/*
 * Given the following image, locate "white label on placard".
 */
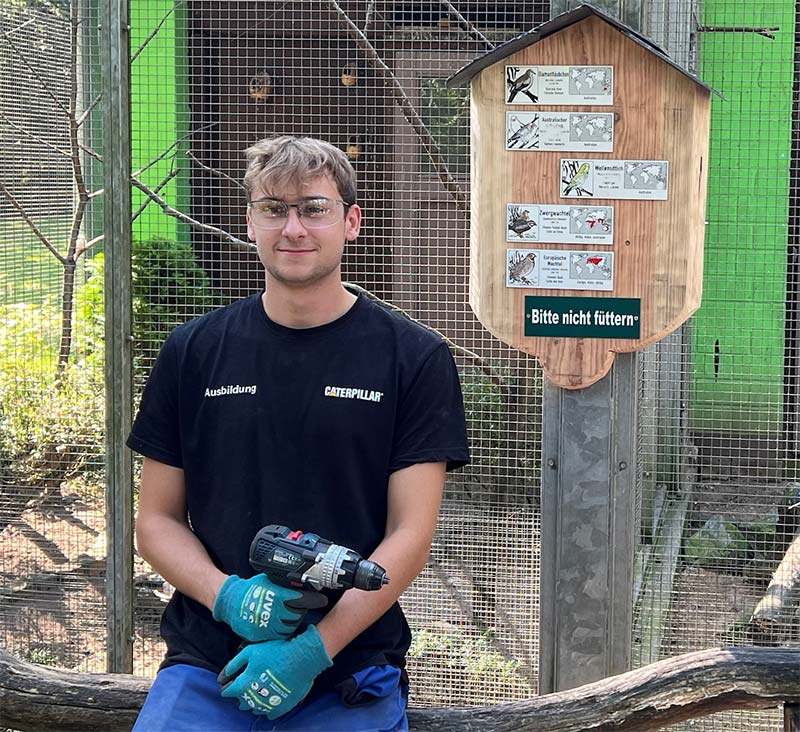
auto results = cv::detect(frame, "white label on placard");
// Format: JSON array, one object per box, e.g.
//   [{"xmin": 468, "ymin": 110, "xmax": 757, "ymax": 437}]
[
  {"xmin": 560, "ymin": 159, "xmax": 669, "ymax": 200},
  {"xmin": 506, "ymin": 248, "xmax": 614, "ymax": 291},
  {"xmin": 505, "ymin": 65, "xmax": 614, "ymax": 105},
  {"xmin": 507, "ymin": 204, "xmax": 614, "ymax": 244},
  {"xmin": 506, "ymin": 112, "xmax": 614, "ymax": 152}
]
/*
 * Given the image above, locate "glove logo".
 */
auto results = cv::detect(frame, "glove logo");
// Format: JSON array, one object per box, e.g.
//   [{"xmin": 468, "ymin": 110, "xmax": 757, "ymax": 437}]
[
  {"xmin": 259, "ymin": 590, "xmax": 275, "ymax": 627},
  {"xmin": 269, "ymin": 695, "xmax": 282, "ymax": 706}
]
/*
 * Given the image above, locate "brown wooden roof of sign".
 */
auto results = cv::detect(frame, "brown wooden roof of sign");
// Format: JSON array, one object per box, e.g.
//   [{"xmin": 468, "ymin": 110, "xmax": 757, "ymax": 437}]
[{"xmin": 447, "ymin": 3, "xmax": 719, "ymax": 96}]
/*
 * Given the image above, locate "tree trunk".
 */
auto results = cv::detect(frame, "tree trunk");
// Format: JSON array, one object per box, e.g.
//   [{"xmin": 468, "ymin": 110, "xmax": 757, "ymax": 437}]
[
  {"xmin": 2, "ymin": 646, "xmax": 800, "ymax": 732},
  {"xmin": 56, "ymin": 257, "xmax": 77, "ymax": 380}
]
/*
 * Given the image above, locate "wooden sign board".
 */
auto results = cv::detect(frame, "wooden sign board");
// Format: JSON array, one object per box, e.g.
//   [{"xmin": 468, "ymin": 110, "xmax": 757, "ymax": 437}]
[{"xmin": 451, "ymin": 9, "xmax": 712, "ymax": 388}]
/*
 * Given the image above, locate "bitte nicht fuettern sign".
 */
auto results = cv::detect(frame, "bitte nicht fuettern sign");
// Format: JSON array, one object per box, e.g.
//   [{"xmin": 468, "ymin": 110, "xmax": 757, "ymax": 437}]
[{"xmin": 448, "ymin": 4, "xmax": 715, "ymax": 389}]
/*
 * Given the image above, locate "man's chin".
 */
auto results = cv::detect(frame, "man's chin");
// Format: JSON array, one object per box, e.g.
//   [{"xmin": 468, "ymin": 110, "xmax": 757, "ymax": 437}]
[{"xmin": 266, "ymin": 265, "xmax": 338, "ymax": 289}]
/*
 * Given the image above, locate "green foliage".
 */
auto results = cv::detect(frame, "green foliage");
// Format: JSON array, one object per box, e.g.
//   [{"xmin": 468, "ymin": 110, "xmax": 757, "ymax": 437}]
[
  {"xmin": 0, "ymin": 234, "xmax": 221, "ymax": 500},
  {"xmin": 461, "ymin": 367, "xmax": 505, "ymax": 453},
  {"xmin": 685, "ymin": 517, "xmax": 748, "ymax": 566},
  {"xmin": 408, "ymin": 626, "xmax": 532, "ymax": 704},
  {"xmin": 0, "ymin": 257, "xmax": 105, "ymax": 493},
  {"xmin": 132, "ymin": 237, "xmax": 222, "ymax": 372},
  {"xmin": 21, "ymin": 645, "xmax": 64, "ymax": 667}
]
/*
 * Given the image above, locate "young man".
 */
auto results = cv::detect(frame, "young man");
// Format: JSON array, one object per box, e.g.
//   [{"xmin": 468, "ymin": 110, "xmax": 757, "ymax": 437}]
[{"xmin": 128, "ymin": 136, "xmax": 470, "ymax": 731}]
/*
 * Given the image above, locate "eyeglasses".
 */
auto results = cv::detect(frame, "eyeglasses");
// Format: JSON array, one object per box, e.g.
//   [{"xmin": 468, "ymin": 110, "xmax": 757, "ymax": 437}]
[{"xmin": 247, "ymin": 197, "xmax": 351, "ymax": 229}]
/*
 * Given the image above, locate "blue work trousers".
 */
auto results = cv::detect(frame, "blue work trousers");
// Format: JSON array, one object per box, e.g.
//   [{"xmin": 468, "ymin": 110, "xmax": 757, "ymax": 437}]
[{"xmin": 133, "ymin": 663, "xmax": 409, "ymax": 732}]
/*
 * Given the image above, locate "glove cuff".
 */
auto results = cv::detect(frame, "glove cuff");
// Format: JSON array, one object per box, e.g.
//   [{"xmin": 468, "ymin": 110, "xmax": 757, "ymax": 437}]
[
  {"xmin": 297, "ymin": 625, "xmax": 334, "ymax": 674},
  {"xmin": 211, "ymin": 574, "xmax": 241, "ymax": 621}
]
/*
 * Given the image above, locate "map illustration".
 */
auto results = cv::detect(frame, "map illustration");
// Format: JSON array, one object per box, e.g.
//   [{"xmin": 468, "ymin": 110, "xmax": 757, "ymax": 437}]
[
  {"xmin": 570, "ymin": 253, "xmax": 613, "ymax": 280},
  {"xmin": 569, "ymin": 67, "xmax": 613, "ymax": 95}
]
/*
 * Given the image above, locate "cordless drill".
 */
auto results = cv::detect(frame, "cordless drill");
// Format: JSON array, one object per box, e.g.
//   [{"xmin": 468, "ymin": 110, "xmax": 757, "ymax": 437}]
[{"xmin": 249, "ymin": 524, "xmax": 390, "ymax": 593}]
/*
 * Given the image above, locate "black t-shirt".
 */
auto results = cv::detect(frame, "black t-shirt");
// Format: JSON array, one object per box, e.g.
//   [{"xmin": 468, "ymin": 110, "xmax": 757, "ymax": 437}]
[{"xmin": 127, "ymin": 292, "xmax": 470, "ymax": 693}]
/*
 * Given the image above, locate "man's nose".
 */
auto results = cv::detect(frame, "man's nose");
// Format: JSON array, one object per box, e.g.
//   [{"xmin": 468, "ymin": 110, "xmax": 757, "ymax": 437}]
[{"xmin": 281, "ymin": 207, "xmax": 307, "ymax": 236}]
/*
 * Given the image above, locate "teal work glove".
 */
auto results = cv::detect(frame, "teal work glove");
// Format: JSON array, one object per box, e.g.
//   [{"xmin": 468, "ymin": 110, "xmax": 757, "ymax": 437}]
[
  {"xmin": 217, "ymin": 625, "xmax": 333, "ymax": 718},
  {"xmin": 212, "ymin": 574, "xmax": 327, "ymax": 643}
]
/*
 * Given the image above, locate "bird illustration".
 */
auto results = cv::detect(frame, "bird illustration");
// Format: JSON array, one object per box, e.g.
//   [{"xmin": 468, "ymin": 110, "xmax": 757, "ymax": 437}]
[
  {"xmin": 507, "ymin": 69, "xmax": 538, "ymax": 103},
  {"xmin": 509, "ymin": 252, "xmax": 537, "ymax": 284},
  {"xmin": 508, "ymin": 207, "xmax": 536, "ymax": 237},
  {"xmin": 507, "ymin": 115, "xmax": 539, "ymax": 149},
  {"xmin": 563, "ymin": 162, "xmax": 591, "ymax": 195}
]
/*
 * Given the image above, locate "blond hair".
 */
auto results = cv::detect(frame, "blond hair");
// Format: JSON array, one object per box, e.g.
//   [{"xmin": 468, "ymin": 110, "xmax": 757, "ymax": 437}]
[{"xmin": 243, "ymin": 136, "xmax": 357, "ymax": 204}]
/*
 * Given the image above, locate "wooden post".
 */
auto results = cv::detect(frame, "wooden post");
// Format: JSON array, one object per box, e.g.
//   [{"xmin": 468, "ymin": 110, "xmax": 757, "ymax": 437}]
[{"xmin": 101, "ymin": 0, "xmax": 134, "ymax": 673}]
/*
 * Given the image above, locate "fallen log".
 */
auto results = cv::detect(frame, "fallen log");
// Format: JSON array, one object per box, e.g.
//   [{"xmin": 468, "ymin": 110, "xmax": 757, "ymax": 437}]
[
  {"xmin": 751, "ymin": 531, "xmax": 800, "ymax": 643},
  {"xmin": 2, "ymin": 646, "xmax": 800, "ymax": 732}
]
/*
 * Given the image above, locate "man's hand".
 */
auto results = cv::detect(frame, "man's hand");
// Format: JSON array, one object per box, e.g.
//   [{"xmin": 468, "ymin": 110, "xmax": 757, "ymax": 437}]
[
  {"xmin": 212, "ymin": 574, "xmax": 326, "ymax": 642},
  {"xmin": 217, "ymin": 625, "xmax": 332, "ymax": 718}
]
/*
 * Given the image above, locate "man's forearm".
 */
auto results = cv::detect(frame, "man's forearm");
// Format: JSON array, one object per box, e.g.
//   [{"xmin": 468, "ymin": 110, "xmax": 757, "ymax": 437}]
[
  {"xmin": 315, "ymin": 526, "xmax": 430, "ymax": 658},
  {"xmin": 137, "ymin": 512, "xmax": 227, "ymax": 611}
]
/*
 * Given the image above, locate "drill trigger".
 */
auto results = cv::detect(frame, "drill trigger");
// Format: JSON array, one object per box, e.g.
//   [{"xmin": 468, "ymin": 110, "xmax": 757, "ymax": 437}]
[{"xmin": 285, "ymin": 592, "xmax": 329, "ymax": 611}]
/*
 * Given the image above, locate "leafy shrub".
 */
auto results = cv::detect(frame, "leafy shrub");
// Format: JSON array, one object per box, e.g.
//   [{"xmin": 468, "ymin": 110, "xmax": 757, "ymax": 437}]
[
  {"xmin": 407, "ymin": 626, "xmax": 533, "ymax": 705},
  {"xmin": 132, "ymin": 237, "xmax": 223, "ymax": 374},
  {"xmin": 0, "ymin": 237, "xmax": 222, "ymax": 503},
  {"xmin": 0, "ymin": 255, "xmax": 105, "ymax": 497}
]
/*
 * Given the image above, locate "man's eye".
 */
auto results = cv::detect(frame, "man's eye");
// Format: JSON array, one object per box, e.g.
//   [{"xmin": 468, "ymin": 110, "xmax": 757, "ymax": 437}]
[
  {"xmin": 301, "ymin": 202, "xmax": 329, "ymax": 217},
  {"xmin": 256, "ymin": 203, "xmax": 286, "ymax": 217}
]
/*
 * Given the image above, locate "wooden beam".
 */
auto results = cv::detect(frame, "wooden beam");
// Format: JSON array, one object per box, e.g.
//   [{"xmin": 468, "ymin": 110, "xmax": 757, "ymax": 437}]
[{"xmin": 2, "ymin": 647, "xmax": 800, "ymax": 732}]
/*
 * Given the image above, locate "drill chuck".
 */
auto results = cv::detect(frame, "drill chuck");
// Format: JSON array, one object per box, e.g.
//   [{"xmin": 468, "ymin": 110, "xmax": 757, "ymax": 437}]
[{"xmin": 249, "ymin": 524, "xmax": 390, "ymax": 592}]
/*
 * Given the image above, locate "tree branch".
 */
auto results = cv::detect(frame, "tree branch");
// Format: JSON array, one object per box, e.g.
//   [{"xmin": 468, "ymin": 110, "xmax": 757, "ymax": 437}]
[
  {"xmin": 0, "ymin": 182, "xmax": 66, "ymax": 264},
  {"xmin": 186, "ymin": 150, "xmax": 245, "ymax": 191},
  {"xmin": 130, "ymin": 177, "xmax": 253, "ymax": 251},
  {"xmin": 131, "ymin": 1, "xmax": 184, "ymax": 64},
  {"xmin": 76, "ymin": 93, "xmax": 101, "ymax": 128},
  {"xmin": 324, "ymin": 0, "xmax": 468, "ymax": 212},
  {"xmin": 0, "ymin": 27, "xmax": 70, "ymax": 116},
  {"xmin": 131, "ymin": 169, "xmax": 180, "ymax": 223},
  {"xmin": 78, "ymin": 233, "xmax": 104, "ymax": 257},
  {"xmin": 439, "ymin": 1, "xmax": 495, "ymax": 49},
  {"xmin": 343, "ymin": 282, "xmax": 506, "ymax": 385},
  {"xmin": 66, "ymin": 0, "xmax": 88, "ymax": 266},
  {"xmin": 0, "ymin": 113, "xmax": 71, "ymax": 157},
  {"xmin": 133, "ymin": 122, "xmax": 219, "ymax": 178},
  {"xmin": 2, "ymin": 647, "xmax": 800, "ymax": 732},
  {"xmin": 79, "ymin": 143, "xmax": 103, "ymax": 162}
]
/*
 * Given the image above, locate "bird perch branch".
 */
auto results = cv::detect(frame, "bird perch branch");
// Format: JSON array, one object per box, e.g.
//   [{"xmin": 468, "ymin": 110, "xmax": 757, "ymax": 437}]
[
  {"xmin": 324, "ymin": 0, "xmax": 469, "ymax": 213},
  {"xmin": 2, "ymin": 647, "xmax": 800, "ymax": 732}
]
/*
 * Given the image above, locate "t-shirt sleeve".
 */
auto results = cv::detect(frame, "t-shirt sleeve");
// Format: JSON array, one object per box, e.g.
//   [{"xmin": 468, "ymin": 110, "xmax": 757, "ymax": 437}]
[
  {"xmin": 126, "ymin": 332, "xmax": 183, "ymax": 468},
  {"xmin": 389, "ymin": 341, "xmax": 470, "ymax": 473}
]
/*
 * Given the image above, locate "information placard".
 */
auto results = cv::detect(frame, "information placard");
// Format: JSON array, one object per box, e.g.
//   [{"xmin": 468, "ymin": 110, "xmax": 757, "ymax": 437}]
[
  {"xmin": 507, "ymin": 249, "xmax": 614, "ymax": 291},
  {"xmin": 507, "ymin": 203, "xmax": 614, "ymax": 244},
  {"xmin": 505, "ymin": 65, "xmax": 614, "ymax": 105},
  {"xmin": 560, "ymin": 159, "xmax": 669, "ymax": 200},
  {"xmin": 506, "ymin": 113, "xmax": 614, "ymax": 152},
  {"xmin": 524, "ymin": 296, "xmax": 641, "ymax": 338}
]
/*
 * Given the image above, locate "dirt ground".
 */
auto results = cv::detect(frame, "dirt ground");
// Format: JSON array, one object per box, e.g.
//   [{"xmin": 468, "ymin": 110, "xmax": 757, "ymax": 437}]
[{"xmin": 0, "ymin": 482, "xmax": 164, "ymax": 676}]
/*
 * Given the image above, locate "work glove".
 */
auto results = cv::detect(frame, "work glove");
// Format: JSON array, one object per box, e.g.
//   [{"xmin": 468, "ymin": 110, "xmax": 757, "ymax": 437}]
[
  {"xmin": 218, "ymin": 625, "xmax": 333, "ymax": 718},
  {"xmin": 212, "ymin": 574, "xmax": 327, "ymax": 643}
]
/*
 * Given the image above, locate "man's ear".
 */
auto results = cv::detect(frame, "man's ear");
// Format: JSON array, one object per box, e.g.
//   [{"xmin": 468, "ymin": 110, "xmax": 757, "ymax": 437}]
[{"xmin": 345, "ymin": 204, "xmax": 362, "ymax": 241}]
